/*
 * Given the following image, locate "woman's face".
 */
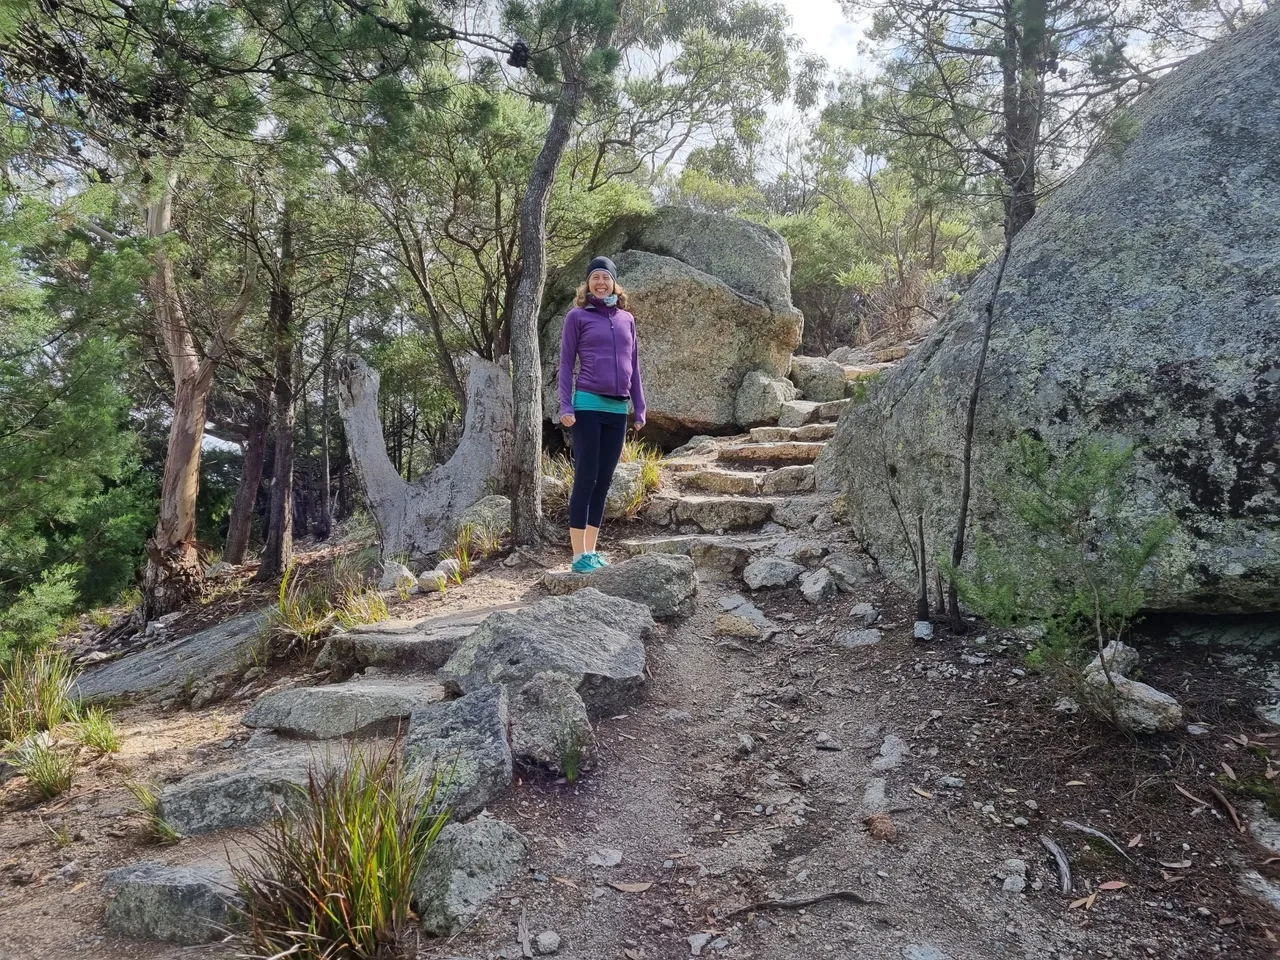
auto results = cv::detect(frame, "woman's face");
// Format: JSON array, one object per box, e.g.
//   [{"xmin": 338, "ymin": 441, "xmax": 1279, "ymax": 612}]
[{"xmin": 589, "ymin": 270, "xmax": 615, "ymax": 297}]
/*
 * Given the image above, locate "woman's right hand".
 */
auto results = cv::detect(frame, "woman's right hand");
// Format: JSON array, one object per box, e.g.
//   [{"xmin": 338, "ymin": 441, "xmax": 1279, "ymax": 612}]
[{"xmin": 560, "ymin": 414, "xmax": 576, "ymax": 427}]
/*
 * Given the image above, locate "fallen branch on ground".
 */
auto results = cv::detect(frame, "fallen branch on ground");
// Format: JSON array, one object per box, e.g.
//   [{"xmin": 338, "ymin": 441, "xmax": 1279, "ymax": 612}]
[
  {"xmin": 1062, "ymin": 820, "xmax": 1134, "ymax": 863},
  {"xmin": 1040, "ymin": 835, "xmax": 1073, "ymax": 894},
  {"xmin": 722, "ymin": 890, "xmax": 882, "ymax": 919},
  {"xmin": 1207, "ymin": 784, "xmax": 1246, "ymax": 834}
]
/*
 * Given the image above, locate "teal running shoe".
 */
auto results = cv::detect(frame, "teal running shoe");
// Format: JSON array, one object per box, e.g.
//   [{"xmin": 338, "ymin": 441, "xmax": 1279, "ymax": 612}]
[
  {"xmin": 588, "ymin": 552, "xmax": 609, "ymax": 568},
  {"xmin": 571, "ymin": 554, "xmax": 597, "ymax": 574}
]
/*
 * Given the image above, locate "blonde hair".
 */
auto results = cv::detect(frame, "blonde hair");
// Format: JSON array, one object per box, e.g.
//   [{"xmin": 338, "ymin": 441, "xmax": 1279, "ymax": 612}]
[{"xmin": 575, "ymin": 280, "xmax": 629, "ymax": 310}]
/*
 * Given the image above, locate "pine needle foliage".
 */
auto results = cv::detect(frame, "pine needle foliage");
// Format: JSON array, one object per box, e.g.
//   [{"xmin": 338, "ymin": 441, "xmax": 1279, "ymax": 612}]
[{"xmin": 232, "ymin": 744, "xmax": 449, "ymax": 960}]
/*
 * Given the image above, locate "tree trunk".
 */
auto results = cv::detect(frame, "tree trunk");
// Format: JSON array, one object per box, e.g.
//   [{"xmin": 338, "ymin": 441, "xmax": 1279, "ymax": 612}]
[
  {"xmin": 257, "ymin": 205, "xmax": 297, "ymax": 582},
  {"xmin": 141, "ymin": 169, "xmax": 255, "ymax": 619},
  {"xmin": 338, "ymin": 355, "xmax": 513, "ymax": 562},
  {"xmin": 1002, "ymin": 0, "xmax": 1048, "ymax": 238},
  {"xmin": 315, "ymin": 362, "xmax": 333, "ymax": 540},
  {"xmin": 509, "ymin": 24, "xmax": 617, "ymax": 545},
  {"xmin": 223, "ymin": 379, "xmax": 271, "ymax": 564}
]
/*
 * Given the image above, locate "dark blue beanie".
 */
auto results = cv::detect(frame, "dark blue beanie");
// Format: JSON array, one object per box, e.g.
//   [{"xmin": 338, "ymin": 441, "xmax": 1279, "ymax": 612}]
[{"xmin": 586, "ymin": 256, "xmax": 617, "ymax": 281}]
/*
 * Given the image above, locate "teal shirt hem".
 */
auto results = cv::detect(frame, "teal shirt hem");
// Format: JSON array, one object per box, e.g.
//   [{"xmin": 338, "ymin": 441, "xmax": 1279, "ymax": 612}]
[{"xmin": 573, "ymin": 389, "xmax": 630, "ymax": 415}]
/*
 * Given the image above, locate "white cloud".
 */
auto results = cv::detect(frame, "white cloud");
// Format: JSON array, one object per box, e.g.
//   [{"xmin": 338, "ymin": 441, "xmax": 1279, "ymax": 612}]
[{"xmin": 779, "ymin": 0, "xmax": 875, "ymax": 80}]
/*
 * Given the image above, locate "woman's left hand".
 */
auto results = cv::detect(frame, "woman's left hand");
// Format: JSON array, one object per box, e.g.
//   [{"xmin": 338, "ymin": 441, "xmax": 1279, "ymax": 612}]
[{"xmin": 633, "ymin": 420, "xmax": 644, "ymax": 432}]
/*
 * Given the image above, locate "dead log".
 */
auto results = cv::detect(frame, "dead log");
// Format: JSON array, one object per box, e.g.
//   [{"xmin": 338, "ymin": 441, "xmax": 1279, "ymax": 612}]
[{"xmin": 337, "ymin": 354, "xmax": 514, "ymax": 562}]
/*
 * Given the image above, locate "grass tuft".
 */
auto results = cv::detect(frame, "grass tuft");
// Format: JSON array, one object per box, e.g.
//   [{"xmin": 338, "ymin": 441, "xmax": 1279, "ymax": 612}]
[
  {"xmin": 1, "ymin": 648, "xmax": 76, "ymax": 742},
  {"xmin": 6, "ymin": 736, "xmax": 74, "ymax": 798},
  {"xmin": 232, "ymin": 743, "xmax": 449, "ymax": 960},
  {"xmin": 69, "ymin": 705, "xmax": 121, "ymax": 754},
  {"xmin": 124, "ymin": 780, "xmax": 182, "ymax": 844}
]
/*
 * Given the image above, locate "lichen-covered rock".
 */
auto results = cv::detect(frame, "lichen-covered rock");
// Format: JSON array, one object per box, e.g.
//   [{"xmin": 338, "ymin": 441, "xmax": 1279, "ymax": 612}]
[
  {"xmin": 510, "ymin": 672, "xmax": 597, "ymax": 774},
  {"xmin": 1082, "ymin": 641, "xmax": 1183, "ymax": 734},
  {"xmin": 402, "ymin": 685, "xmax": 513, "ymax": 819},
  {"xmin": 605, "ymin": 461, "xmax": 645, "ymax": 519},
  {"xmin": 789, "ymin": 355, "xmax": 847, "ymax": 403},
  {"xmin": 103, "ymin": 862, "xmax": 241, "ymax": 945},
  {"xmin": 160, "ymin": 762, "xmax": 312, "ymax": 836},
  {"xmin": 454, "ymin": 495, "xmax": 511, "ymax": 539},
  {"xmin": 412, "ymin": 819, "xmax": 528, "ymax": 935},
  {"xmin": 242, "ymin": 678, "xmax": 448, "ymax": 740},
  {"xmin": 540, "ymin": 554, "xmax": 697, "ymax": 619},
  {"xmin": 541, "ymin": 208, "xmax": 804, "ymax": 444},
  {"xmin": 438, "ymin": 590, "xmax": 655, "ymax": 716},
  {"xmin": 736, "ymin": 370, "xmax": 800, "ymax": 427},
  {"xmin": 818, "ymin": 11, "xmax": 1280, "ymax": 614},
  {"xmin": 378, "ymin": 561, "xmax": 417, "ymax": 594}
]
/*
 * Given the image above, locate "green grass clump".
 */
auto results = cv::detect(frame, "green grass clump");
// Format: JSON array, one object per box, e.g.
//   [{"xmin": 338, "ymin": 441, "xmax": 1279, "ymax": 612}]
[
  {"xmin": 124, "ymin": 780, "xmax": 182, "ymax": 844},
  {"xmin": 232, "ymin": 745, "xmax": 449, "ymax": 960},
  {"xmin": 268, "ymin": 564, "xmax": 338, "ymax": 653},
  {"xmin": 335, "ymin": 585, "xmax": 390, "ymax": 630},
  {"xmin": 69, "ymin": 705, "xmax": 120, "ymax": 754},
  {"xmin": 6, "ymin": 736, "xmax": 74, "ymax": 798},
  {"xmin": 1, "ymin": 648, "xmax": 76, "ymax": 741}
]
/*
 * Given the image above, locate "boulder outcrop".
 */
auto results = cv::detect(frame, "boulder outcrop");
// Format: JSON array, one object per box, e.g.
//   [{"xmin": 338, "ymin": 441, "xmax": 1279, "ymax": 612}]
[{"xmin": 818, "ymin": 10, "xmax": 1280, "ymax": 613}]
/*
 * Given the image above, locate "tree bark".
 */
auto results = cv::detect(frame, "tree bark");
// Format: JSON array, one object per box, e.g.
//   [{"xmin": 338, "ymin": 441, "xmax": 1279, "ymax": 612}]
[
  {"xmin": 223, "ymin": 379, "xmax": 271, "ymax": 564},
  {"xmin": 257, "ymin": 204, "xmax": 297, "ymax": 582},
  {"xmin": 509, "ymin": 22, "xmax": 617, "ymax": 544},
  {"xmin": 1002, "ymin": 0, "xmax": 1048, "ymax": 238},
  {"xmin": 315, "ymin": 361, "xmax": 334, "ymax": 540},
  {"xmin": 141, "ymin": 168, "xmax": 256, "ymax": 620}
]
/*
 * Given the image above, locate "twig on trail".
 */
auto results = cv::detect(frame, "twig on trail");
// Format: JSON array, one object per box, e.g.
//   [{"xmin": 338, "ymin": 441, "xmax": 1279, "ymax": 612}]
[
  {"xmin": 722, "ymin": 890, "xmax": 882, "ymax": 919},
  {"xmin": 518, "ymin": 907, "xmax": 533, "ymax": 959},
  {"xmin": 1207, "ymin": 784, "xmax": 1246, "ymax": 833},
  {"xmin": 1040, "ymin": 835, "xmax": 1073, "ymax": 894},
  {"xmin": 1061, "ymin": 820, "xmax": 1134, "ymax": 862},
  {"xmin": 1175, "ymin": 782, "xmax": 1211, "ymax": 808}
]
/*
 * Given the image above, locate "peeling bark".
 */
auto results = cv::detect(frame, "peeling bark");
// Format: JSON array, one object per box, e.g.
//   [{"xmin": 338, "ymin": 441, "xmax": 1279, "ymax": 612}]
[{"xmin": 337, "ymin": 355, "xmax": 514, "ymax": 562}]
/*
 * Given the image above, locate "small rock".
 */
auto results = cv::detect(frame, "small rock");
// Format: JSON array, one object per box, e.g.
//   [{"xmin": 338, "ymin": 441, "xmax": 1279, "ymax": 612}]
[
  {"xmin": 534, "ymin": 930, "xmax": 561, "ymax": 955},
  {"xmin": 870, "ymin": 734, "xmax": 908, "ymax": 772},
  {"xmin": 1054, "ymin": 697, "xmax": 1080, "ymax": 715},
  {"xmin": 903, "ymin": 947, "xmax": 953, "ymax": 960},
  {"xmin": 418, "ymin": 571, "xmax": 447, "ymax": 593},
  {"xmin": 736, "ymin": 733, "xmax": 756, "ymax": 756},
  {"xmin": 742, "ymin": 556, "xmax": 804, "ymax": 590},
  {"xmin": 800, "ymin": 569, "xmax": 837, "ymax": 605},
  {"xmin": 56, "ymin": 861, "xmax": 81, "ymax": 882},
  {"xmin": 848, "ymin": 603, "xmax": 880, "ymax": 627},
  {"xmin": 435, "ymin": 557, "xmax": 462, "ymax": 579},
  {"xmin": 815, "ymin": 731, "xmax": 842, "ymax": 751},
  {"xmin": 587, "ymin": 848, "xmax": 623, "ymax": 868},
  {"xmin": 996, "ymin": 858, "xmax": 1028, "ymax": 894},
  {"xmin": 689, "ymin": 932, "xmax": 714, "ymax": 956},
  {"xmin": 913, "ymin": 620, "xmax": 934, "ymax": 642},
  {"xmin": 1187, "ymin": 723, "xmax": 1211, "ymax": 736},
  {"xmin": 1013, "ymin": 817, "xmax": 1029, "ymax": 828},
  {"xmin": 937, "ymin": 776, "xmax": 966, "ymax": 789},
  {"xmin": 378, "ymin": 561, "xmax": 417, "ymax": 593},
  {"xmin": 835, "ymin": 628, "xmax": 882, "ymax": 649}
]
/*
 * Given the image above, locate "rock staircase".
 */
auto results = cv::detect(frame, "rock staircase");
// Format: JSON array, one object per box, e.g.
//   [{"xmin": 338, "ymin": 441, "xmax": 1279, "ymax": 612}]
[{"xmin": 619, "ymin": 395, "xmax": 854, "ymax": 573}]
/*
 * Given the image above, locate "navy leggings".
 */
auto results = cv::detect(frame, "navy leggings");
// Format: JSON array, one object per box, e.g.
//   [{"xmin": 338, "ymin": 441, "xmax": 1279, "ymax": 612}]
[{"xmin": 569, "ymin": 410, "xmax": 628, "ymax": 529}]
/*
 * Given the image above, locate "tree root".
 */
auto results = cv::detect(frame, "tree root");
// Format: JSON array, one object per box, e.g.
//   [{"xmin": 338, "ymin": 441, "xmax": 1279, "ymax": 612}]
[
  {"xmin": 1040, "ymin": 835, "xmax": 1073, "ymax": 894},
  {"xmin": 722, "ymin": 890, "xmax": 882, "ymax": 920},
  {"xmin": 1062, "ymin": 820, "xmax": 1134, "ymax": 863}
]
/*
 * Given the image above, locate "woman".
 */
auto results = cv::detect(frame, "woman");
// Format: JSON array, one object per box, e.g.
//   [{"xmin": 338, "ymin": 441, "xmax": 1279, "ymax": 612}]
[{"xmin": 558, "ymin": 256, "xmax": 646, "ymax": 574}]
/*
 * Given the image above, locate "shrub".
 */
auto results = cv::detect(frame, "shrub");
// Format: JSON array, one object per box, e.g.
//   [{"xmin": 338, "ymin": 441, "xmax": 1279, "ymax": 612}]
[
  {"xmin": 232, "ymin": 744, "xmax": 449, "ymax": 960},
  {"xmin": 1, "ymin": 648, "xmax": 76, "ymax": 741},
  {"xmin": 6, "ymin": 735, "xmax": 74, "ymax": 798},
  {"xmin": 952, "ymin": 436, "xmax": 1174, "ymax": 676},
  {"xmin": 0, "ymin": 565, "xmax": 80, "ymax": 661}
]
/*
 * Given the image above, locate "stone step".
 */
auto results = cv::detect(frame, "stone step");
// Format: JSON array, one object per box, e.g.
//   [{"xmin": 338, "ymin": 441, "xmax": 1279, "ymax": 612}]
[
  {"xmin": 620, "ymin": 533, "xmax": 780, "ymax": 573},
  {"xmin": 778, "ymin": 398, "xmax": 851, "ymax": 427},
  {"xmin": 644, "ymin": 494, "xmax": 778, "ymax": 532},
  {"xmin": 749, "ymin": 423, "xmax": 837, "ymax": 443},
  {"xmin": 717, "ymin": 441, "xmax": 825, "ymax": 465},
  {"xmin": 680, "ymin": 468, "xmax": 763, "ymax": 496}
]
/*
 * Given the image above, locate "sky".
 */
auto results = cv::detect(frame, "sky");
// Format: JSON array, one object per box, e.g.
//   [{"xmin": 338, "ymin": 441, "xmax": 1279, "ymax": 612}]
[{"xmin": 780, "ymin": 0, "xmax": 876, "ymax": 80}]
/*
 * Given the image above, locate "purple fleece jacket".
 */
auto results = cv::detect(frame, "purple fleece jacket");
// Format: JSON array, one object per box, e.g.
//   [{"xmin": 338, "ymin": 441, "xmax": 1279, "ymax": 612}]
[{"xmin": 558, "ymin": 298, "xmax": 647, "ymax": 424}]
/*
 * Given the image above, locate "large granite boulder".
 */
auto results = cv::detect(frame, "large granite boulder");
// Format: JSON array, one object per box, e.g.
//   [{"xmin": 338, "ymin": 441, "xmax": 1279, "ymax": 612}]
[
  {"xmin": 241, "ymin": 678, "xmax": 448, "ymax": 740},
  {"xmin": 402, "ymin": 685, "xmax": 513, "ymax": 819},
  {"xmin": 412, "ymin": 819, "xmax": 528, "ymax": 936},
  {"xmin": 539, "ymin": 554, "xmax": 698, "ymax": 619},
  {"xmin": 541, "ymin": 208, "xmax": 804, "ymax": 445},
  {"xmin": 103, "ymin": 862, "xmax": 241, "ymax": 945},
  {"xmin": 817, "ymin": 11, "xmax": 1280, "ymax": 614},
  {"xmin": 438, "ymin": 589, "xmax": 655, "ymax": 716}
]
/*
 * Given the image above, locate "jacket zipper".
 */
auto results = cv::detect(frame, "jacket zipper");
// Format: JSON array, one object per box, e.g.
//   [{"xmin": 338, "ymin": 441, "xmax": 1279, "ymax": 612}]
[{"xmin": 608, "ymin": 308, "xmax": 621, "ymax": 396}]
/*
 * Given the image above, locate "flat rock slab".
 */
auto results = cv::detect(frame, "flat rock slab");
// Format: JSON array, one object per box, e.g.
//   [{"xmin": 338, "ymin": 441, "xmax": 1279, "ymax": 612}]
[
  {"xmin": 717, "ymin": 442, "xmax": 825, "ymax": 464},
  {"xmin": 104, "ymin": 861, "xmax": 241, "ymax": 945},
  {"xmin": 674, "ymin": 495, "xmax": 776, "ymax": 532},
  {"xmin": 540, "ymin": 554, "xmax": 698, "ymax": 619},
  {"xmin": 836, "ymin": 628, "xmax": 883, "ymax": 648},
  {"xmin": 160, "ymin": 755, "xmax": 317, "ymax": 836},
  {"xmin": 742, "ymin": 556, "xmax": 804, "ymax": 590},
  {"xmin": 242, "ymin": 677, "xmax": 448, "ymax": 739},
  {"xmin": 402, "ymin": 685, "xmax": 513, "ymax": 819},
  {"xmin": 439, "ymin": 590, "xmax": 655, "ymax": 716},
  {"xmin": 680, "ymin": 468, "xmax": 762, "ymax": 496},
  {"xmin": 315, "ymin": 603, "xmax": 528, "ymax": 676},
  {"xmin": 759, "ymin": 464, "xmax": 816, "ymax": 496},
  {"xmin": 413, "ymin": 819, "xmax": 528, "ymax": 936},
  {"xmin": 73, "ymin": 610, "xmax": 270, "ymax": 703},
  {"xmin": 621, "ymin": 534, "xmax": 776, "ymax": 573}
]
